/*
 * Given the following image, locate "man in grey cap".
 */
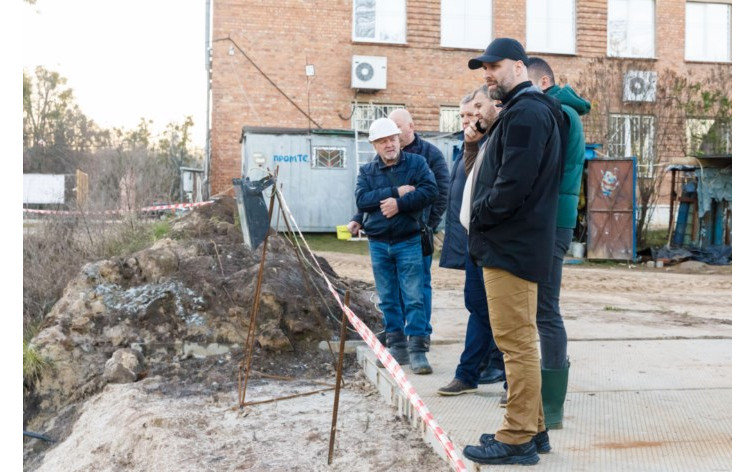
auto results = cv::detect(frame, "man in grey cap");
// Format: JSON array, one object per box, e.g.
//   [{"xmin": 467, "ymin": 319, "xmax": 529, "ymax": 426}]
[
  {"xmin": 461, "ymin": 38, "xmax": 565, "ymax": 466},
  {"xmin": 354, "ymin": 118, "xmax": 438, "ymax": 374}
]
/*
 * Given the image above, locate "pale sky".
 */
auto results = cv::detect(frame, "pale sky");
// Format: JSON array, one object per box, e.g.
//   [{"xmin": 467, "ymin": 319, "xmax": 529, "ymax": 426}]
[{"xmin": 22, "ymin": 0, "xmax": 208, "ymax": 148}]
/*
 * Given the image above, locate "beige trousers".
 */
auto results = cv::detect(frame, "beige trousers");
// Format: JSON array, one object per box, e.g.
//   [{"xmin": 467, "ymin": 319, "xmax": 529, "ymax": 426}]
[{"xmin": 483, "ymin": 267, "xmax": 545, "ymax": 445}]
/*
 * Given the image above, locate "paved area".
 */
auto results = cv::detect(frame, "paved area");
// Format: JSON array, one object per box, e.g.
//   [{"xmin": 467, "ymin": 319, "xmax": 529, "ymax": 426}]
[{"xmin": 355, "ymin": 286, "xmax": 732, "ymax": 471}]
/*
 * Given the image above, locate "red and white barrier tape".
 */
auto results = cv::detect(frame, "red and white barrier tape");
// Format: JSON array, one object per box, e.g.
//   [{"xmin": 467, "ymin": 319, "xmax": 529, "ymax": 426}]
[
  {"xmin": 22, "ymin": 200, "xmax": 214, "ymax": 216},
  {"xmin": 274, "ymin": 188, "xmax": 468, "ymax": 472}
]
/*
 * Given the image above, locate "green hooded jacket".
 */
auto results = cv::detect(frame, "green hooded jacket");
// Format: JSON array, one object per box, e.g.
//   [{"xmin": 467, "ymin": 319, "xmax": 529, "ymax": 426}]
[{"xmin": 545, "ymin": 84, "xmax": 591, "ymax": 229}]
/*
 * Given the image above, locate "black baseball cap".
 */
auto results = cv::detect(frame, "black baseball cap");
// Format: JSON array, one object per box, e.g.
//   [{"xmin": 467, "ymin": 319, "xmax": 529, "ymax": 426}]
[{"xmin": 468, "ymin": 38, "xmax": 529, "ymax": 70}]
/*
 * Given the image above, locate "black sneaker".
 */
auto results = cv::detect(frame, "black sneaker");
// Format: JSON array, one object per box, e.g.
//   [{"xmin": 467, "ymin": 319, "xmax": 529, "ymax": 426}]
[
  {"xmin": 479, "ymin": 429, "xmax": 551, "ymax": 454},
  {"xmin": 462, "ymin": 438, "xmax": 539, "ymax": 465},
  {"xmin": 437, "ymin": 379, "xmax": 477, "ymax": 396}
]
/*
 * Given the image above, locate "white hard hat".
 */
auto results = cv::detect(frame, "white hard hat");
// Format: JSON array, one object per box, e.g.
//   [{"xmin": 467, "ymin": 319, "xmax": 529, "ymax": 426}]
[{"xmin": 368, "ymin": 118, "xmax": 401, "ymax": 142}]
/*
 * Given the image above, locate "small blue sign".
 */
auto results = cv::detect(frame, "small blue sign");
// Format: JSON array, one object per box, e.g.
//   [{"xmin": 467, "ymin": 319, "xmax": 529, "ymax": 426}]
[{"xmin": 273, "ymin": 154, "xmax": 308, "ymax": 163}]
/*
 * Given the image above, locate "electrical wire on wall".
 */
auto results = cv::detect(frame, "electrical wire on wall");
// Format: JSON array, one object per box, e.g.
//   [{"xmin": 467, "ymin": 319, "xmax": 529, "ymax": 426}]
[
  {"xmin": 337, "ymin": 89, "xmax": 362, "ymax": 122},
  {"xmin": 213, "ymin": 36, "xmax": 323, "ymax": 129}
]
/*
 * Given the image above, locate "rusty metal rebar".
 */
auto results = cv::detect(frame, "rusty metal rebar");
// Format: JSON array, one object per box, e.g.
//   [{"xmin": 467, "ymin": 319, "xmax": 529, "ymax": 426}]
[
  {"xmin": 241, "ymin": 387, "xmax": 335, "ymax": 407},
  {"xmin": 238, "ymin": 168, "xmax": 279, "ymax": 407},
  {"xmin": 328, "ymin": 290, "xmax": 350, "ymax": 465}
]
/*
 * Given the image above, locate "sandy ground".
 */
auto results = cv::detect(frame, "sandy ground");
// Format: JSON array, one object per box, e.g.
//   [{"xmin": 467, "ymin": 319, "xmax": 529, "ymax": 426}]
[{"xmin": 25, "ymin": 252, "xmax": 732, "ymax": 471}]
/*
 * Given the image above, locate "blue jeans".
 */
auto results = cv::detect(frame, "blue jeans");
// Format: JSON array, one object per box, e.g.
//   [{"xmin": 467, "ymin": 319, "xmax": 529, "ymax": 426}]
[
  {"xmin": 537, "ymin": 227, "xmax": 572, "ymax": 369},
  {"xmin": 454, "ymin": 250, "xmax": 507, "ymax": 388},
  {"xmin": 422, "ymin": 254, "xmax": 433, "ymax": 335},
  {"xmin": 369, "ymin": 235, "xmax": 429, "ymax": 337}
]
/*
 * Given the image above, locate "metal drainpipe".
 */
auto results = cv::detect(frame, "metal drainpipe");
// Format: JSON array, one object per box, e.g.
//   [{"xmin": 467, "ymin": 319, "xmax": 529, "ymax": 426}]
[{"xmin": 203, "ymin": 0, "xmax": 212, "ymax": 200}]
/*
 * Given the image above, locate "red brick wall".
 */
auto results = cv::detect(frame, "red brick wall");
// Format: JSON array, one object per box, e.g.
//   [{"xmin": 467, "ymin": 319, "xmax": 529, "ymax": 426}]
[{"xmin": 210, "ymin": 0, "xmax": 731, "ymax": 194}]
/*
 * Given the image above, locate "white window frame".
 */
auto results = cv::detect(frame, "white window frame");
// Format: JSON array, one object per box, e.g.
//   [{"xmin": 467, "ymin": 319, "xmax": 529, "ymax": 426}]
[
  {"xmin": 312, "ymin": 147, "xmax": 348, "ymax": 170},
  {"xmin": 686, "ymin": 118, "xmax": 732, "ymax": 156},
  {"xmin": 351, "ymin": 103, "xmax": 405, "ymax": 132},
  {"xmin": 526, "ymin": 0, "xmax": 576, "ymax": 54},
  {"xmin": 352, "ymin": 0, "xmax": 406, "ymax": 44},
  {"xmin": 439, "ymin": 106, "xmax": 462, "ymax": 133},
  {"xmin": 440, "ymin": 0, "xmax": 492, "ymax": 50},
  {"xmin": 685, "ymin": 2, "xmax": 731, "ymax": 62},
  {"xmin": 608, "ymin": 114, "xmax": 656, "ymax": 177},
  {"xmin": 607, "ymin": 0, "xmax": 656, "ymax": 58}
]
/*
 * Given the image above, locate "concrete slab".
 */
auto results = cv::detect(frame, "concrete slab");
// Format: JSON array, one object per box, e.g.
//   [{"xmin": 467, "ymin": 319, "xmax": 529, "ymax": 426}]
[{"xmin": 357, "ymin": 338, "xmax": 732, "ymax": 471}]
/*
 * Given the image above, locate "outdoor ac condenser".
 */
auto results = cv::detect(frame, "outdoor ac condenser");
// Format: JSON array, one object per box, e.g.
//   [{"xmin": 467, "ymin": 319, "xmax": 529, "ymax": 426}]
[
  {"xmin": 623, "ymin": 70, "xmax": 658, "ymax": 102},
  {"xmin": 351, "ymin": 55, "xmax": 387, "ymax": 90}
]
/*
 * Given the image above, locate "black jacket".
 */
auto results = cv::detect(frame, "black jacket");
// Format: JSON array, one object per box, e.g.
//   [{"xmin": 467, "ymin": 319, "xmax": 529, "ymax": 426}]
[
  {"xmin": 403, "ymin": 133, "xmax": 450, "ymax": 230},
  {"xmin": 356, "ymin": 151, "xmax": 438, "ymax": 243},
  {"xmin": 468, "ymin": 83, "xmax": 563, "ymax": 283}
]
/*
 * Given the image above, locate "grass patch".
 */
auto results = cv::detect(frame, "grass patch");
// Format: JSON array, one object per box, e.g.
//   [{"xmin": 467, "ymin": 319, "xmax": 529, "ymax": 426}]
[
  {"xmin": 23, "ymin": 339, "xmax": 48, "ymax": 392},
  {"xmin": 603, "ymin": 305, "xmax": 627, "ymax": 312},
  {"xmin": 296, "ymin": 233, "xmax": 370, "ymax": 256},
  {"xmin": 296, "ymin": 231, "xmax": 446, "ymax": 260},
  {"xmin": 151, "ymin": 220, "xmax": 172, "ymax": 241},
  {"xmin": 643, "ymin": 229, "xmax": 670, "ymax": 248}
]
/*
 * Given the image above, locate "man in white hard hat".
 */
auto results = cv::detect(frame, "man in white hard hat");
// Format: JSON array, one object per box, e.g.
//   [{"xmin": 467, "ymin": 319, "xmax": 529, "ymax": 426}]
[{"xmin": 355, "ymin": 117, "xmax": 438, "ymax": 374}]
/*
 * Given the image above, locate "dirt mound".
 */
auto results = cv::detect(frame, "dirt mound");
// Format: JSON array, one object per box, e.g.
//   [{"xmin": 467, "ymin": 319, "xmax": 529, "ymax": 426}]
[{"xmin": 24, "ymin": 197, "xmax": 382, "ymax": 460}]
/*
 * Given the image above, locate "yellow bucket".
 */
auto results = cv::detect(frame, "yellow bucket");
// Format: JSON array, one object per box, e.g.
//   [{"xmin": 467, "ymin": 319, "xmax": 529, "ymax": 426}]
[{"xmin": 336, "ymin": 225, "xmax": 352, "ymax": 240}]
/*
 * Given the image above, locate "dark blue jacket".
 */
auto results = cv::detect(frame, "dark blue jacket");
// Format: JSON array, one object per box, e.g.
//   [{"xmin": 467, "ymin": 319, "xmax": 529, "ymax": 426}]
[
  {"xmin": 352, "ymin": 133, "xmax": 449, "ymax": 232},
  {"xmin": 403, "ymin": 133, "xmax": 450, "ymax": 230},
  {"xmin": 439, "ymin": 134, "xmax": 488, "ymax": 270},
  {"xmin": 356, "ymin": 151, "xmax": 438, "ymax": 243}
]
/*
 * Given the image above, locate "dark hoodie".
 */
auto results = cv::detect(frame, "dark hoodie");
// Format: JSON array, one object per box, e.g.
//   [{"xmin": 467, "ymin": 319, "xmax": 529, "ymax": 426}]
[{"xmin": 545, "ymin": 84, "xmax": 591, "ymax": 229}]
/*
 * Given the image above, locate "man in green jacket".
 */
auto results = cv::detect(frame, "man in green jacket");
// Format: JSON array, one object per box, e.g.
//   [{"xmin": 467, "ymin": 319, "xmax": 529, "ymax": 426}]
[{"xmin": 527, "ymin": 57, "xmax": 591, "ymax": 430}]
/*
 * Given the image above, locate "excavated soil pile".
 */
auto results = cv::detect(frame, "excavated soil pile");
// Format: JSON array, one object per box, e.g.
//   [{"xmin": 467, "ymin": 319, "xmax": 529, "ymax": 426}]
[{"xmin": 24, "ymin": 196, "xmax": 382, "ymax": 463}]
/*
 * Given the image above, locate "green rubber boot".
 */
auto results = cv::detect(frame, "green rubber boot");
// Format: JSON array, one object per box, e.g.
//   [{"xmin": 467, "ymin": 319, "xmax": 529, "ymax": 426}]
[{"xmin": 541, "ymin": 361, "xmax": 570, "ymax": 430}]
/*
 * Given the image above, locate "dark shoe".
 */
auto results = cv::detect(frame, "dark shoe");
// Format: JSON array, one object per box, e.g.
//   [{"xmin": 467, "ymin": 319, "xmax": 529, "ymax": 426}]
[
  {"xmin": 408, "ymin": 336, "xmax": 432, "ymax": 374},
  {"xmin": 462, "ymin": 438, "xmax": 539, "ymax": 465},
  {"xmin": 478, "ymin": 366, "xmax": 505, "ymax": 384},
  {"xmin": 542, "ymin": 360, "xmax": 570, "ymax": 429},
  {"xmin": 480, "ymin": 429, "xmax": 551, "ymax": 454},
  {"xmin": 386, "ymin": 332, "xmax": 409, "ymax": 365},
  {"xmin": 437, "ymin": 379, "xmax": 477, "ymax": 396}
]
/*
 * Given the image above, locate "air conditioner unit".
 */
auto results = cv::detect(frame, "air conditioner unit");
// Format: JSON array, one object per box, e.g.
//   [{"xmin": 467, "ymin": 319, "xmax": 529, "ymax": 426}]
[
  {"xmin": 351, "ymin": 55, "xmax": 387, "ymax": 91},
  {"xmin": 623, "ymin": 70, "xmax": 657, "ymax": 102}
]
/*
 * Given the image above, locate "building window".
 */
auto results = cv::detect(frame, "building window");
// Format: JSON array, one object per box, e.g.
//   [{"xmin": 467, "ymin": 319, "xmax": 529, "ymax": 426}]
[
  {"xmin": 685, "ymin": 2, "xmax": 731, "ymax": 62},
  {"xmin": 608, "ymin": 114, "xmax": 656, "ymax": 177},
  {"xmin": 607, "ymin": 0, "xmax": 655, "ymax": 58},
  {"xmin": 440, "ymin": 0, "xmax": 492, "ymax": 50},
  {"xmin": 351, "ymin": 103, "xmax": 405, "ymax": 132},
  {"xmin": 686, "ymin": 118, "xmax": 732, "ymax": 156},
  {"xmin": 312, "ymin": 147, "xmax": 347, "ymax": 169},
  {"xmin": 526, "ymin": 0, "xmax": 576, "ymax": 54},
  {"xmin": 353, "ymin": 0, "xmax": 406, "ymax": 44},
  {"xmin": 439, "ymin": 106, "xmax": 461, "ymax": 133}
]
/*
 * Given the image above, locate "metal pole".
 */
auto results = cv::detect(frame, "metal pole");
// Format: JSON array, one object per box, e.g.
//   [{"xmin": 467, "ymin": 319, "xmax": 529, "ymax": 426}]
[
  {"xmin": 238, "ymin": 168, "xmax": 279, "ymax": 407},
  {"xmin": 328, "ymin": 290, "xmax": 350, "ymax": 465}
]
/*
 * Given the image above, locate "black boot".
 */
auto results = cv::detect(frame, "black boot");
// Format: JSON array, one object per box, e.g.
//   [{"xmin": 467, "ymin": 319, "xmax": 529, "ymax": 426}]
[
  {"xmin": 386, "ymin": 331, "xmax": 409, "ymax": 365},
  {"xmin": 408, "ymin": 335, "xmax": 432, "ymax": 374}
]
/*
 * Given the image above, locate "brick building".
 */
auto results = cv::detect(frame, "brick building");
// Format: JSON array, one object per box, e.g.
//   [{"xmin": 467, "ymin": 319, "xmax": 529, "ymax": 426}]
[{"xmin": 208, "ymin": 0, "xmax": 731, "ymax": 235}]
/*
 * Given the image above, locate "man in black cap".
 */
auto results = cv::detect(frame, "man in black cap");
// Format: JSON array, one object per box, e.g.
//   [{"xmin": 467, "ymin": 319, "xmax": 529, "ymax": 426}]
[{"xmin": 461, "ymin": 37, "xmax": 565, "ymax": 466}]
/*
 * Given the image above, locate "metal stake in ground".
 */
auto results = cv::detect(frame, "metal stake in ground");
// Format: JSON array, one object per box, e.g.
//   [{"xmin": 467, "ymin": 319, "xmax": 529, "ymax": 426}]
[
  {"xmin": 328, "ymin": 289, "xmax": 350, "ymax": 465},
  {"xmin": 238, "ymin": 168, "xmax": 279, "ymax": 407}
]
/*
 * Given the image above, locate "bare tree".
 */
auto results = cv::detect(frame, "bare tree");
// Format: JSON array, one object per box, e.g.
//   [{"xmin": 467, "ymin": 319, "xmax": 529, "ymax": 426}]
[{"xmin": 573, "ymin": 59, "xmax": 731, "ymax": 247}]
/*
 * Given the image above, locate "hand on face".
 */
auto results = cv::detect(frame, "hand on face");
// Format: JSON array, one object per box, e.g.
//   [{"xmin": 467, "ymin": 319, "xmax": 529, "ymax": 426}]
[{"xmin": 464, "ymin": 122, "xmax": 485, "ymax": 144}]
